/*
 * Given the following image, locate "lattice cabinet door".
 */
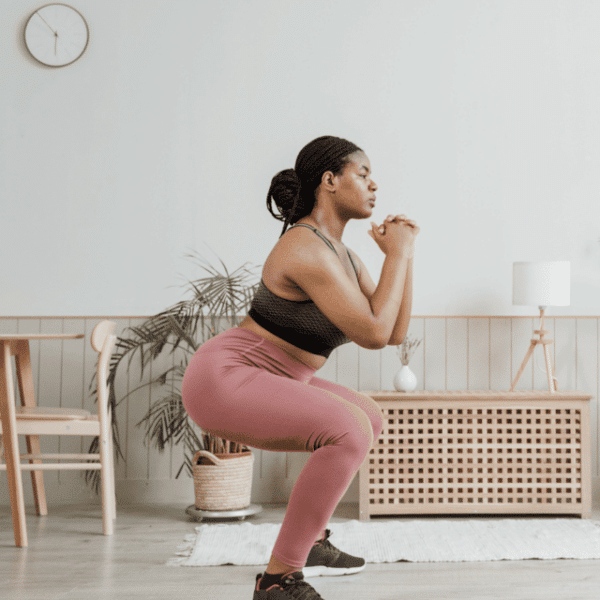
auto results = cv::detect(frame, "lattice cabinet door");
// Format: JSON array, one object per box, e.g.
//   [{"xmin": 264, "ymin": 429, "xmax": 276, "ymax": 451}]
[{"xmin": 358, "ymin": 391, "xmax": 592, "ymax": 519}]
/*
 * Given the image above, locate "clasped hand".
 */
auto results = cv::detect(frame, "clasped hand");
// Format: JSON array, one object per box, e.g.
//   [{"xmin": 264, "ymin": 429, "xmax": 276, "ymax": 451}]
[
  {"xmin": 375, "ymin": 214, "xmax": 417, "ymax": 235},
  {"xmin": 368, "ymin": 214, "xmax": 419, "ymax": 258}
]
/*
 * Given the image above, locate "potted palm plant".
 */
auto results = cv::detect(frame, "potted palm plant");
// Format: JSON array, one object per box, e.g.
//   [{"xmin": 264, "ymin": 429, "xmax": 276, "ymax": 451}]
[{"xmin": 86, "ymin": 252, "xmax": 261, "ymax": 511}]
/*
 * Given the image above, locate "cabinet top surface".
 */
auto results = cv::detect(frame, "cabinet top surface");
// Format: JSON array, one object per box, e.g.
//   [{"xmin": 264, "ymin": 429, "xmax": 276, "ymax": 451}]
[
  {"xmin": 0, "ymin": 334, "xmax": 84, "ymax": 340},
  {"xmin": 363, "ymin": 390, "xmax": 593, "ymax": 401}
]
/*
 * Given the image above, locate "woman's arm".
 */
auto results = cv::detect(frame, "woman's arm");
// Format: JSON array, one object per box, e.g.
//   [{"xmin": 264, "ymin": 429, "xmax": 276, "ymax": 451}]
[
  {"xmin": 348, "ymin": 249, "xmax": 412, "ymax": 346},
  {"xmin": 284, "ymin": 223, "xmax": 413, "ymax": 350},
  {"xmin": 387, "ymin": 256, "xmax": 413, "ymax": 346}
]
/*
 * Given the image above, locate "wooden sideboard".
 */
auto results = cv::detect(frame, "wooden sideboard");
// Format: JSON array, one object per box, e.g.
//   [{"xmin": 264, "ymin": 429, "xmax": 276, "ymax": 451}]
[{"xmin": 359, "ymin": 390, "xmax": 593, "ymax": 520}]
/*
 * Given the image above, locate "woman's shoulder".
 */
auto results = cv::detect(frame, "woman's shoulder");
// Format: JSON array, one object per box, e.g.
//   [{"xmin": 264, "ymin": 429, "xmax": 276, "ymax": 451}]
[
  {"xmin": 262, "ymin": 225, "xmax": 340, "ymax": 295},
  {"xmin": 272, "ymin": 224, "xmax": 337, "ymax": 262}
]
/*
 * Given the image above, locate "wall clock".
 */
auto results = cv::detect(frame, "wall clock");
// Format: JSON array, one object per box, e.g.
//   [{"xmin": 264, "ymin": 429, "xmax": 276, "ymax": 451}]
[{"xmin": 24, "ymin": 4, "xmax": 89, "ymax": 67}]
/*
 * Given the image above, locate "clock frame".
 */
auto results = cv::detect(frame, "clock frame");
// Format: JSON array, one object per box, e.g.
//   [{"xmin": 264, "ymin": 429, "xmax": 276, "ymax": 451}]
[{"xmin": 24, "ymin": 3, "xmax": 89, "ymax": 67}]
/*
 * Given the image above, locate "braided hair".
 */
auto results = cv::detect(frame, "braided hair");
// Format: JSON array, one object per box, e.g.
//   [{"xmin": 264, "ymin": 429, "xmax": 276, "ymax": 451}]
[{"xmin": 266, "ymin": 135, "xmax": 362, "ymax": 237}]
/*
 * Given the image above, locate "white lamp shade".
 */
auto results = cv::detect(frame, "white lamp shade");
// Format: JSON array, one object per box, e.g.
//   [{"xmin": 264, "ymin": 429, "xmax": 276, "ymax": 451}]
[{"xmin": 513, "ymin": 261, "xmax": 570, "ymax": 307}]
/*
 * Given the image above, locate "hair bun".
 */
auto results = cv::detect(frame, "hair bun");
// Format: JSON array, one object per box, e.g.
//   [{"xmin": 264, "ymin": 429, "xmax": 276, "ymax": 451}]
[{"xmin": 266, "ymin": 168, "xmax": 301, "ymax": 223}]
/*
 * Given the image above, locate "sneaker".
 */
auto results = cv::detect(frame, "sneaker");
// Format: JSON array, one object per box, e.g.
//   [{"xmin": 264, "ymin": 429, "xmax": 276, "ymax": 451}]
[
  {"xmin": 253, "ymin": 571, "xmax": 325, "ymax": 599},
  {"xmin": 303, "ymin": 529, "xmax": 366, "ymax": 578}
]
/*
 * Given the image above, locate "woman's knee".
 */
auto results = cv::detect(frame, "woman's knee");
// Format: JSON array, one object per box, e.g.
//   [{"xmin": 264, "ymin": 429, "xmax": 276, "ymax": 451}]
[
  {"xmin": 307, "ymin": 378, "xmax": 383, "ymax": 440},
  {"xmin": 335, "ymin": 405, "xmax": 374, "ymax": 456},
  {"xmin": 307, "ymin": 403, "xmax": 372, "ymax": 457},
  {"xmin": 356, "ymin": 392, "xmax": 384, "ymax": 440}
]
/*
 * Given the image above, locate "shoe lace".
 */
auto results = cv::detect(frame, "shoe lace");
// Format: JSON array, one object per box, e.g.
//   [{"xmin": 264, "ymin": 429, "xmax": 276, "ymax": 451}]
[
  {"xmin": 319, "ymin": 538, "xmax": 340, "ymax": 559},
  {"xmin": 280, "ymin": 574, "xmax": 324, "ymax": 600},
  {"xmin": 316, "ymin": 532, "xmax": 341, "ymax": 564}
]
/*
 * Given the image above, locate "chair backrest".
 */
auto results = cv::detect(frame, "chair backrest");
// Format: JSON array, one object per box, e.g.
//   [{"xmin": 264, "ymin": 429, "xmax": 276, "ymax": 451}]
[
  {"xmin": 92, "ymin": 321, "xmax": 116, "ymax": 418},
  {"xmin": 91, "ymin": 320, "xmax": 116, "ymax": 353}
]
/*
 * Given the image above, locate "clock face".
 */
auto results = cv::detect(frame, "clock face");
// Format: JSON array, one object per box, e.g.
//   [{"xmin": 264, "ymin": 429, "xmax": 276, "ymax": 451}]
[{"xmin": 24, "ymin": 4, "xmax": 89, "ymax": 67}]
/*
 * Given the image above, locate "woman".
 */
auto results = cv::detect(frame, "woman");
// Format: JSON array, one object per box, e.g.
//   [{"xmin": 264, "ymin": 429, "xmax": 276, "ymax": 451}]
[{"xmin": 182, "ymin": 135, "xmax": 419, "ymax": 600}]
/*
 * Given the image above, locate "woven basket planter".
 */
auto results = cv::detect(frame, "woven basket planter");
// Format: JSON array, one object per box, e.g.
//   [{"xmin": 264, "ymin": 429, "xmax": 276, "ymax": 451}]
[{"xmin": 192, "ymin": 449, "xmax": 254, "ymax": 511}]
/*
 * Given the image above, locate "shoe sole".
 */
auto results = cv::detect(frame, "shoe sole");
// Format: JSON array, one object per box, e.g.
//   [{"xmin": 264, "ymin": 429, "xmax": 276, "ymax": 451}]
[{"xmin": 303, "ymin": 564, "xmax": 366, "ymax": 578}]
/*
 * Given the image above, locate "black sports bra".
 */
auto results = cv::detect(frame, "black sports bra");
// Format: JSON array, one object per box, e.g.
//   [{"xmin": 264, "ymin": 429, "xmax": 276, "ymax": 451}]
[{"xmin": 248, "ymin": 224, "xmax": 359, "ymax": 358}]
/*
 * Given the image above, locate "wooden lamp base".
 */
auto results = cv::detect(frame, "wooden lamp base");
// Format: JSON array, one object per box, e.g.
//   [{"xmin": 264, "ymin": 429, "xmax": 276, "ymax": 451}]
[{"xmin": 509, "ymin": 307, "xmax": 558, "ymax": 393}]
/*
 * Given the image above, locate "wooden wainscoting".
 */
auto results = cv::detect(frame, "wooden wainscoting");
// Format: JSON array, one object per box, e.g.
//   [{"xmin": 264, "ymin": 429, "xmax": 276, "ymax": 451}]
[{"xmin": 0, "ymin": 316, "xmax": 598, "ymax": 507}]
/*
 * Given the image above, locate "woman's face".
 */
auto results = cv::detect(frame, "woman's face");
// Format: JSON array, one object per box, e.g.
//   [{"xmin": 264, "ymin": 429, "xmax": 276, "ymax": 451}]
[{"xmin": 332, "ymin": 151, "xmax": 378, "ymax": 220}]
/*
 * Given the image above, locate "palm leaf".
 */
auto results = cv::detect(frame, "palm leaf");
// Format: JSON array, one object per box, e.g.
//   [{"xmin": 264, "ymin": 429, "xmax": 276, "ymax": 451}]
[{"xmin": 85, "ymin": 252, "xmax": 260, "ymax": 491}]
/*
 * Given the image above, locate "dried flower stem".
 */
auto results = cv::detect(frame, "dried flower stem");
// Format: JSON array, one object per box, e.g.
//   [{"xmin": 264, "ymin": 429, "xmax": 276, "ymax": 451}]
[{"xmin": 396, "ymin": 334, "xmax": 422, "ymax": 366}]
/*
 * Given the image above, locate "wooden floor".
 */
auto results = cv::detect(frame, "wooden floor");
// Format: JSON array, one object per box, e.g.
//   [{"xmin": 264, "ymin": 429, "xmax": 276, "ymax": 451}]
[{"xmin": 1, "ymin": 502, "xmax": 600, "ymax": 600}]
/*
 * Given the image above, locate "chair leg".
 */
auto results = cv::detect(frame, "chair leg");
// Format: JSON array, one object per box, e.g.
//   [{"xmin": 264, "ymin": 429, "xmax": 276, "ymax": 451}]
[
  {"xmin": 0, "ymin": 343, "xmax": 28, "ymax": 547},
  {"xmin": 99, "ymin": 434, "xmax": 114, "ymax": 535},
  {"xmin": 15, "ymin": 341, "xmax": 47, "ymax": 516},
  {"xmin": 25, "ymin": 435, "xmax": 47, "ymax": 516},
  {"xmin": 108, "ymin": 433, "xmax": 117, "ymax": 521}
]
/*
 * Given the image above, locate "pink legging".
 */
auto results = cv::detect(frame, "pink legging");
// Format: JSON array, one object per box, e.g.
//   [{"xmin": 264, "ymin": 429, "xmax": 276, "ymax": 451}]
[{"xmin": 181, "ymin": 327, "xmax": 383, "ymax": 569}]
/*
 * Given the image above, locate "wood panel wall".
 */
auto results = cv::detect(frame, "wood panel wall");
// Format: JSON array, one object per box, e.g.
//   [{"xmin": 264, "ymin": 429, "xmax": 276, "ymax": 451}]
[{"xmin": 1, "ymin": 316, "xmax": 598, "ymax": 508}]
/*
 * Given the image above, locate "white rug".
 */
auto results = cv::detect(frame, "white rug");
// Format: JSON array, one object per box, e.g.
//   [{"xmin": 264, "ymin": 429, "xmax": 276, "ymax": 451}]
[{"xmin": 168, "ymin": 518, "xmax": 600, "ymax": 566}]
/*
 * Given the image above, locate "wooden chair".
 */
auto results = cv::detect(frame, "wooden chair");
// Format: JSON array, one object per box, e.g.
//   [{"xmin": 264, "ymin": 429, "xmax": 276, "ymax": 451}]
[{"xmin": 0, "ymin": 321, "xmax": 117, "ymax": 547}]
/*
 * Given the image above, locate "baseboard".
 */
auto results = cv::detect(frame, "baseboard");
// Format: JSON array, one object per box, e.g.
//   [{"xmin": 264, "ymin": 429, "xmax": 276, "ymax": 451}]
[{"xmin": 2, "ymin": 476, "xmax": 599, "ymax": 512}]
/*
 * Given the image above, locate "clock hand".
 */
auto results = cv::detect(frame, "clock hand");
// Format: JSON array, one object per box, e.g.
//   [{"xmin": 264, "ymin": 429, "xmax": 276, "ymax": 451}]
[{"xmin": 36, "ymin": 12, "xmax": 57, "ymax": 35}]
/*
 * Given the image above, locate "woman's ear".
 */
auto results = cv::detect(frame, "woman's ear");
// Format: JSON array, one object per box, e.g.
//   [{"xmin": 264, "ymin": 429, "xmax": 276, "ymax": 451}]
[{"xmin": 320, "ymin": 170, "xmax": 337, "ymax": 193}]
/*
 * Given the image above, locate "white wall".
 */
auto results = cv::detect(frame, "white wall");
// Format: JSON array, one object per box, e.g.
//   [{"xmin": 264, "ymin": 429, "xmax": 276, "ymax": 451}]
[{"xmin": 1, "ymin": 0, "xmax": 599, "ymax": 317}]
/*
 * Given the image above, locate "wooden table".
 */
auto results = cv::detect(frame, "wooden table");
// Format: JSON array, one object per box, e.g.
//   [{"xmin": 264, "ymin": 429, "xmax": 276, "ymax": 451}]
[
  {"xmin": 359, "ymin": 390, "xmax": 593, "ymax": 520},
  {"xmin": 0, "ymin": 333, "xmax": 84, "ymax": 524}
]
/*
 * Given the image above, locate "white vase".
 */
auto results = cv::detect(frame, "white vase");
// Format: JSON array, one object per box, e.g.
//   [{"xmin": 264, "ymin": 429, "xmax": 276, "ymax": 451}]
[{"xmin": 393, "ymin": 364, "xmax": 417, "ymax": 392}]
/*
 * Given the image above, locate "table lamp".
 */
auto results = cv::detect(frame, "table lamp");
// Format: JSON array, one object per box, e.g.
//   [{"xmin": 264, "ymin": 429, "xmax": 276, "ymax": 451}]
[{"xmin": 510, "ymin": 261, "xmax": 570, "ymax": 393}]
